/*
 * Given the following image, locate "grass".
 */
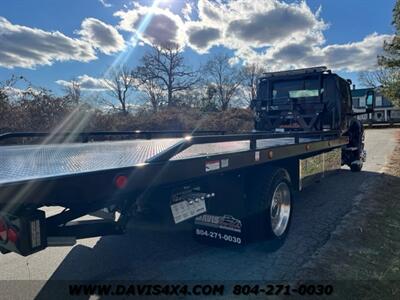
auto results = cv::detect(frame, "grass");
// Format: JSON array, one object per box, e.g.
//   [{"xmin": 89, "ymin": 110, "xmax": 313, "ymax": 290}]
[{"xmin": 295, "ymin": 133, "xmax": 400, "ymax": 299}]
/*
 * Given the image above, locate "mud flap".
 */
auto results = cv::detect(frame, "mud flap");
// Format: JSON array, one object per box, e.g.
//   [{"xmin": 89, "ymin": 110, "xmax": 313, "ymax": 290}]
[{"xmin": 193, "ymin": 214, "xmax": 245, "ymax": 246}]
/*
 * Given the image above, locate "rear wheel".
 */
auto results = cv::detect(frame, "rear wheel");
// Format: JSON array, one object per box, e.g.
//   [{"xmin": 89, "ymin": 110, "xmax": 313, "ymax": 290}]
[
  {"xmin": 246, "ymin": 167, "xmax": 293, "ymax": 249},
  {"xmin": 345, "ymin": 119, "xmax": 365, "ymax": 172},
  {"xmin": 350, "ymin": 162, "xmax": 363, "ymax": 172},
  {"xmin": 270, "ymin": 181, "xmax": 291, "ymax": 237}
]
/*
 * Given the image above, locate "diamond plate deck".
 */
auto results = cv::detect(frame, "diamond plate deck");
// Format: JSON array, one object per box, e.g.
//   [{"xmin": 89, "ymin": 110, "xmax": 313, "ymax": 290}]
[{"xmin": 0, "ymin": 137, "xmax": 300, "ymax": 184}]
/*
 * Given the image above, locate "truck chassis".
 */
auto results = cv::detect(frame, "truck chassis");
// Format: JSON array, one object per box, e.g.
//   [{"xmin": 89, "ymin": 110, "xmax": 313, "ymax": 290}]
[{"xmin": 0, "ymin": 130, "xmax": 349, "ymax": 256}]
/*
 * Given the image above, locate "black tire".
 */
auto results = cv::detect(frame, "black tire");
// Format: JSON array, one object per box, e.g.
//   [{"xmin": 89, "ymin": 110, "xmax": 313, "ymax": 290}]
[
  {"xmin": 245, "ymin": 167, "xmax": 293, "ymax": 250},
  {"xmin": 345, "ymin": 119, "xmax": 365, "ymax": 172},
  {"xmin": 350, "ymin": 162, "xmax": 363, "ymax": 172}
]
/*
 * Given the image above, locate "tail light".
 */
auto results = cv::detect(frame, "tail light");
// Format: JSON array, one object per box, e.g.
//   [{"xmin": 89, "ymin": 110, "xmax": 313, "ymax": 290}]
[
  {"xmin": 0, "ymin": 210, "xmax": 46, "ymax": 256},
  {"xmin": 115, "ymin": 175, "xmax": 128, "ymax": 189},
  {"xmin": 0, "ymin": 216, "xmax": 18, "ymax": 245}
]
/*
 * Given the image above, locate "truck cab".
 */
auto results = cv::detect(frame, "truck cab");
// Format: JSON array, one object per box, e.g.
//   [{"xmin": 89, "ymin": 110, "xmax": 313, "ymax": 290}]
[{"xmin": 251, "ymin": 66, "xmax": 358, "ymax": 133}]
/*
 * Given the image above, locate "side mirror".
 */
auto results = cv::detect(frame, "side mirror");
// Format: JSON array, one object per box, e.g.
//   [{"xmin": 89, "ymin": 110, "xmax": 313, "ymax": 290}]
[{"xmin": 365, "ymin": 90, "xmax": 375, "ymax": 113}]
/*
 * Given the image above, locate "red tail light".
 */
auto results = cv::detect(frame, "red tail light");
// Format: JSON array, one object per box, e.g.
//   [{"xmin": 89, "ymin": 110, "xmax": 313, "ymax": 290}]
[
  {"xmin": 115, "ymin": 175, "xmax": 128, "ymax": 189},
  {"xmin": 7, "ymin": 228, "xmax": 18, "ymax": 243},
  {"xmin": 0, "ymin": 217, "xmax": 18, "ymax": 244},
  {"xmin": 0, "ymin": 211, "xmax": 45, "ymax": 256}
]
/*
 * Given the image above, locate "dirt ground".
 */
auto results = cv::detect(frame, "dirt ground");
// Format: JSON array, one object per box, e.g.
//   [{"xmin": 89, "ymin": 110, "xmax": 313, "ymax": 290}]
[{"xmin": 294, "ymin": 132, "xmax": 400, "ymax": 299}]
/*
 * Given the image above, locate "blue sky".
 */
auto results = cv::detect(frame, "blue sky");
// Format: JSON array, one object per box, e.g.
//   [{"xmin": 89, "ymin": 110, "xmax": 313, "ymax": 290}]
[{"xmin": 0, "ymin": 0, "xmax": 396, "ymax": 95}]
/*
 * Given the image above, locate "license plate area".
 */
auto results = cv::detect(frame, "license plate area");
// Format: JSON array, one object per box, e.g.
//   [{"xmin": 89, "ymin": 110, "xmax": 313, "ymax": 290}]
[
  {"xmin": 170, "ymin": 187, "xmax": 208, "ymax": 224},
  {"xmin": 171, "ymin": 199, "xmax": 206, "ymax": 224}
]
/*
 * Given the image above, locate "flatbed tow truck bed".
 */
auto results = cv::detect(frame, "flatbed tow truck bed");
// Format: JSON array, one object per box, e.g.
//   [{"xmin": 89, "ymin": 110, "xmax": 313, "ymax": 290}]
[
  {"xmin": 0, "ymin": 131, "xmax": 348, "ymax": 256},
  {"xmin": 1, "ymin": 137, "xmax": 311, "ymax": 185},
  {"xmin": 0, "ymin": 132, "xmax": 345, "ymax": 206}
]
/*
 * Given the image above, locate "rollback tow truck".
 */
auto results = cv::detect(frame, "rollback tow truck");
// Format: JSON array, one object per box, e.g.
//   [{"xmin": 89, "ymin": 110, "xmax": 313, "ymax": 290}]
[{"xmin": 0, "ymin": 66, "xmax": 374, "ymax": 256}]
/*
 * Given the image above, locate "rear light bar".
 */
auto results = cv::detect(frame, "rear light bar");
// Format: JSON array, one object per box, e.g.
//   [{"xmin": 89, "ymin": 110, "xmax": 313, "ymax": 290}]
[{"xmin": 0, "ymin": 210, "xmax": 47, "ymax": 256}]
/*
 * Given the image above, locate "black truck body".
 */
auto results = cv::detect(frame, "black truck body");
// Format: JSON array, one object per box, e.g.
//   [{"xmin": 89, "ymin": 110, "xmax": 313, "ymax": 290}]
[{"xmin": 0, "ymin": 67, "xmax": 372, "ymax": 256}]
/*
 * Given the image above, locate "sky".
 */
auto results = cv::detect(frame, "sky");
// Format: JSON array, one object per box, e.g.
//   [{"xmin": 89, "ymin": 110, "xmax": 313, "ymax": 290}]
[{"xmin": 0, "ymin": 0, "xmax": 396, "ymax": 96}]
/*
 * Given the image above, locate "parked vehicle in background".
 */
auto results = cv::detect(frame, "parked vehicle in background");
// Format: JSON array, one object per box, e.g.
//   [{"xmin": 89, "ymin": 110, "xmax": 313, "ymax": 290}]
[{"xmin": 352, "ymin": 87, "xmax": 400, "ymax": 125}]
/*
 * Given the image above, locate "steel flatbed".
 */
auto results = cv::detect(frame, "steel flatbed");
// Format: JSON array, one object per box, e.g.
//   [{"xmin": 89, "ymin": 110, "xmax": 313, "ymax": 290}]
[
  {"xmin": 0, "ymin": 136, "xmax": 328, "ymax": 185},
  {"xmin": 0, "ymin": 131, "xmax": 346, "ymax": 205},
  {"xmin": 0, "ymin": 130, "xmax": 348, "ymax": 256}
]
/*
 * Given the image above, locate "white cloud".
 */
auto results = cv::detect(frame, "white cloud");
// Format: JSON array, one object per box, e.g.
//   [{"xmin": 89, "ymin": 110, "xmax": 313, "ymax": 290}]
[
  {"xmin": 98, "ymin": 0, "xmax": 112, "ymax": 8},
  {"xmin": 56, "ymin": 74, "xmax": 108, "ymax": 91},
  {"xmin": 182, "ymin": 2, "xmax": 193, "ymax": 21},
  {"xmin": 198, "ymin": 0, "xmax": 223, "ymax": 23},
  {"xmin": 185, "ymin": 22, "xmax": 221, "ymax": 53},
  {"xmin": 115, "ymin": 4, "xmax": 185, "ymax": 47},
  {"xmin": 0, "ymin": 17, "xmax": 126, "ymax": 69},
  {"xmin": 181, "ymin": 0, "xmax": 389, "ymax": 72},
  {"xmin": 226, "ymin": 1, "xmax": 325, "ymax": 47},
  {"xmin": 78, "ymin": 18, "xmax": 125, "ymax": 55},
  {"xmin": 242, "ymin": 33, "xmax": 391, "ymax": 72},
  {"xmin": 316, "ymin": 33, "xmax": 390, "ymax": 71},
  {"xmin": 1, "ymin": 0, "xmax": 389, "ymax": 73},
  {"xmin": 182, "ymin": 0, "xmax": 326, "ymax": 52},
  {"xmin": 0, "ymin": 17, "xmax": 96, "ymax": 69}
]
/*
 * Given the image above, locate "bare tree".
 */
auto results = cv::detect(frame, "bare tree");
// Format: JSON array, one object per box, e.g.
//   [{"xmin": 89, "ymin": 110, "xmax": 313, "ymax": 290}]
[
  {"xmin": 359, "ymin": 68, "xmax": 400, "ymax": 107},
  {"xmin": 0, "ymin": 75, "xmax": 43, "ymax": 102},
  {"xmin": 203, "ymin": 54, "xmax": 244, "ymax": 111},
  {"xmin": 62, "ymin": 79, "xmax": 81, "ymax": 104},
  {"xmin": 358, "ymin": 68, "xmax": 394, "ymax": 88},
  {"xmin": 0, "ymin": 75, "xmax": 29, "ymax": 88},
  {"xmin": 135, "ymin": 43, "xmax": 198, "ymax": 107},
  {"xmin": 242, "ymin": 63, "xmax": 266, "ymax": 105},
  {"xmin": 103, "ymin": 66, "xmax": 136, "ymax": 113},
  {"xmin": 135, "ymin": 74, "xmax": 164, "ymax": 111},
  {"xmin": 0, "ymin": 75, "xmax": 29, "ymax": 95}
]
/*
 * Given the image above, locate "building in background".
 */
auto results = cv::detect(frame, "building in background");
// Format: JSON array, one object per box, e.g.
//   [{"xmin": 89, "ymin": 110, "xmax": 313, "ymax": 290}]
[{"xmin": 351, "ymin": 87, "xmax": 400, "ymax": 123}]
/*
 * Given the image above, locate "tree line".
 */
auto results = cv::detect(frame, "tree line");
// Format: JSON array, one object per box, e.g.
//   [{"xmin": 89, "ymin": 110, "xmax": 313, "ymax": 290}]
[
  {"xmin": 95, "ymin": 44, "xmax": 265, "ymax": 113},
  {"xmin": 0, "ymin": 44, "xmax": 266, "ymax": 134},
  {"xmin": 359, "ymin": 0, "xmax": 400, "ymax": 107}
]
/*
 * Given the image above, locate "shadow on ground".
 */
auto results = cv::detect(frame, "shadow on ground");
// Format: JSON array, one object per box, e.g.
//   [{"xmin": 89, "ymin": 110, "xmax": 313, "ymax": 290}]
[{"xmin": 36, "ymin": 169, "xmax": 400, "ymax": 298}]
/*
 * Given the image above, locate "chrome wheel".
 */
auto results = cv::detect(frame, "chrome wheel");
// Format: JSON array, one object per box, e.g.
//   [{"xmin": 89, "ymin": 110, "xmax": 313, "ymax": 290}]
[{"xmin": 270, "ymin": 182, "xmax": 291, "ymax": 237}]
